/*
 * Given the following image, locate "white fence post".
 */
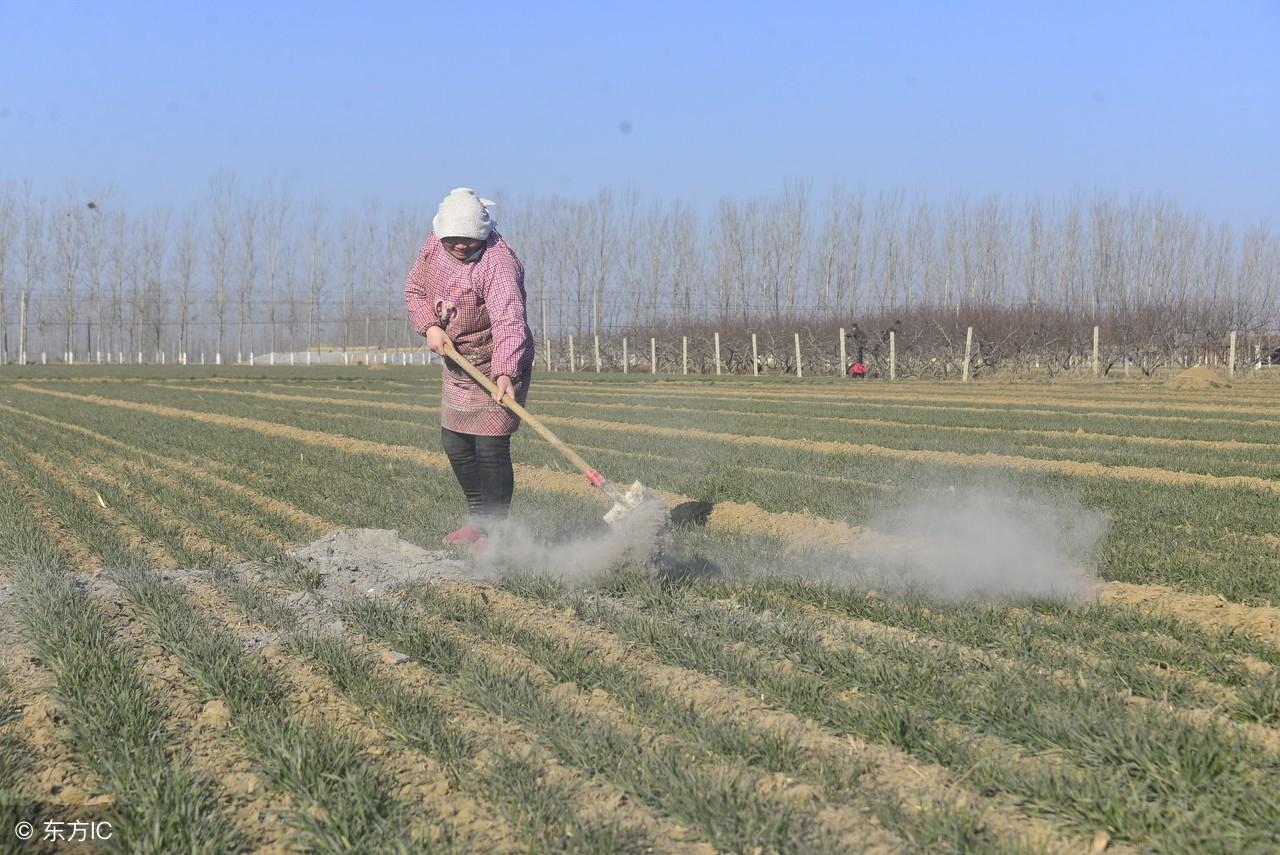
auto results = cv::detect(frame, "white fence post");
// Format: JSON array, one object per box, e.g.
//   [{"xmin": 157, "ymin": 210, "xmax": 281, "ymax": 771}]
[
  {"xmin": 889, "ymin": 330, "xmax": 896, "ymax": 380},
  {"xmin": 714, "ymin": 332, "xmax": 722, "ymax": 375},
  {"xmin": 569, "ymin": 335, "xmax": 576, "ymax": 372},
  {"xmin": 751, "ymin": 333, "xmax": 758, "ymax": 376},
  {"xmin": 594, "ymin": 334, "xmax": 601, "ymax": 373},
  {"xmin": 682, "ymin": 336, "xmax": 688, "ymax": 375},
  {"xmin": 1092, "ymin": 325, "xmax": 1100, "ymax": 377},
  {"xmin": 650, "ymin": 337, "xmax": 656, "ymax": 374},
  {"xmin": 794, "ymin": 333, "xmax": 803, "ymax": 378},
  {"xmin": 622, "ymin": 337, "xmax": 628, "ymax": 374},
  {"xmin": 962, "ymin": 326, "xmax": 973, "ymax": 382},
  {"xmin": 1229, "ymin": 330, "xmax": 1237, "ymax": 379},
  {"xmin": 250, "ymin": 351, "xmax": 255, "ymax": 367},
  {"xmin": 838, "ymin": 327, "xmax": 846, "ymax": 376},
  {"xmin": 545, "ymin": 339, "xmax": 552, "ymax": 372}
]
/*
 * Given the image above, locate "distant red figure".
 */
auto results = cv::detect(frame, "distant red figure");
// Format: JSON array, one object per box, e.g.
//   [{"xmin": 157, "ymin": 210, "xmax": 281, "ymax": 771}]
[{"xmin": 849, "ymin": 361, "xmax": 867, "ymax": 379}]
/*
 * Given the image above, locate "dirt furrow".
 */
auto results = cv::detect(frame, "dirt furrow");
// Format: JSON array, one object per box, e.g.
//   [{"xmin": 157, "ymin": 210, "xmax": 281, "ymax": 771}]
[
  {"xmin": 525, "ymin": 379, "xmax": 1280, "ymax": 418},
  {"xmin": 522, "ymin": 381, "xmax": 1280, "ymax": 428},
  {"xmin": 0, "ymin": 575, "xmax": 104, "ymax": 823},
  {"xmin": 1101, "ymin": 582, "xmax": 1280, "ymax": 651},
  {"xmin": 535, "ymin": 414, "xmax": 1280, "ymax": 495}
]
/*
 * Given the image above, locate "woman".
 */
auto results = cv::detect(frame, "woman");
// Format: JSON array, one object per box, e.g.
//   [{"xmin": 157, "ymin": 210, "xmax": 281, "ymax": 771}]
[{"xmin": 405, "ymin": 188, "xmax": 534, "ymax": 547}]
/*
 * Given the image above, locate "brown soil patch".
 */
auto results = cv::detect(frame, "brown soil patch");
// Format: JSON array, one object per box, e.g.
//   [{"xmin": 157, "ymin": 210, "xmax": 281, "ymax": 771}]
[
  {"xmin": 1100, "ymin": 581, "xmax": 1280, "ymax": 651},
  {"xmin": 145, "ymin": 382, "xmax": 436, "ymax": 417},
  {"xmin": 1166, "ymin": 365, "xmax": 1231, "ymax": 390},
  {"xmin": 0, "ymin": 575, "xmax": 102, "ymax": 819}
]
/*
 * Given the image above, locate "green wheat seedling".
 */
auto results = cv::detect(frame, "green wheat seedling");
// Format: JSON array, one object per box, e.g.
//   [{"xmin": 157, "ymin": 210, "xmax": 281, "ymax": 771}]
[
  {"xmin": 507, "ymin": 575, "xmax": 1280, "ymax": 852},
  {"xmin": 340, "ymin": 595, "xmax": 849, "ymax": 854},
  {"xmin": 111, "ymin": 568, "xmax": 420, "ymax": 853},
  {"xmin": 208, "ymin": 568, "xmax": 654, "ymax": 854},
  {"xmin": 0, "ymin": 485, "xmax": 239, "ymax": 852},
  {"xmin": 406, "ymin": 582, "xmax": 1018, "ymax": 853}
]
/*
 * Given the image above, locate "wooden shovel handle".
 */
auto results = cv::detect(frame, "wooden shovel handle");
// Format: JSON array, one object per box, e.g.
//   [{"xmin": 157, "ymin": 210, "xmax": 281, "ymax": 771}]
[{"xmin": 441, "ymin": 344, "xmax": 595, "ymax": 476}]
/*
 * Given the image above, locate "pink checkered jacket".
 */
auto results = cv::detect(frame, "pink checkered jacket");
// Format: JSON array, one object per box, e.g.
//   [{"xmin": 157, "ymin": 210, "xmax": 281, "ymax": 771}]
[{"xmin": 405, "ymin": 231, "xmax": 534, "ymax": 435}]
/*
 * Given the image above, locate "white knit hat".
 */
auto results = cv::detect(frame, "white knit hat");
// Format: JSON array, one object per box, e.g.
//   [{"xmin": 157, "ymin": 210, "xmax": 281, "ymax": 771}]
[{"xmin": 432, "ymin": 187, "xmax": 495, "ymax": 240}]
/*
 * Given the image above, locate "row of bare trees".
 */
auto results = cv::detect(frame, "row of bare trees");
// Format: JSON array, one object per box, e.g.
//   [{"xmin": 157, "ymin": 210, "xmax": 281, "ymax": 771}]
[{"xmin": 0, "ymin": 177, "xmax": 1276, "ymax": 365}]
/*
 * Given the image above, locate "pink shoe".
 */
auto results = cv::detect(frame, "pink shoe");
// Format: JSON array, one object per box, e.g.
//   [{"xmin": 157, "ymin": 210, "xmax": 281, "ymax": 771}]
[{"xmin": 442, "ymin": 523, "xmax": 484, "ymax": 547}]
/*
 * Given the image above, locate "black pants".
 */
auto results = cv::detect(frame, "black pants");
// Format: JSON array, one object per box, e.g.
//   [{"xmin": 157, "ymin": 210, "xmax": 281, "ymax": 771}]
[{"xmin": 441, "ymin": 427, "xmax": 514, "ymax": 521}]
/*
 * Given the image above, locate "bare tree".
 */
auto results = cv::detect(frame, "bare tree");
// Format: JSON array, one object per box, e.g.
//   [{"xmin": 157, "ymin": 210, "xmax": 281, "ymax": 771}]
[
  {"xmin": 51, "ymin": 194, "xmax": 86, "ymax": 361},
  {"xmin": 305, "ymin": 201, "xmax": 327, "ymax": 356},
  {"xmin": 236, "ymin": 197, "xmax": 259, "ymax": 362},
  {"xmin": 338, "ymin": 212, "xmax": 358, "ymax": 352},
  {"xmin": 0, "ymin": 184, "xmax": 14, "ymax": 363},
  {"xmin": 261, "ymin": 180, "xmax": 292, "ymax": 361},
  {"xmin": 83, "ymin": 199, "xmax": 107, "ymax": 360},
  {"xmin": 207, "ymin": 174, "xmax": 236, "ymax": 363},
  {"xmin": 359, "ymin": 200, "xmax": 381, "ymax": 353},
  {"xmin": 106, "ymin": 211, "xmax": 131, "ymax": 359},
  {"xmin": 174, "ymin": 208, "xmax": 197, "ymax": 361},
  {"xmin": 138, "ymin": 210, "xmax": 170, "ymax": 358}
]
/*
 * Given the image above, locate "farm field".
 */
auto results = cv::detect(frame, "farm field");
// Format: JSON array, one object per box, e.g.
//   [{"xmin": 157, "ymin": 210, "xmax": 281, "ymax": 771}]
[{"xmin": 0, "ymin": 366, "xmax": 1278, "ymax": 853}]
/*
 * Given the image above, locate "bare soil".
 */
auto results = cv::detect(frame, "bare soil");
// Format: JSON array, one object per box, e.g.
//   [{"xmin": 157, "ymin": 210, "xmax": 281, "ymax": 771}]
[{"xmin": 1166, "ymin": 365, "xmax": 1230, "ymax": 390}]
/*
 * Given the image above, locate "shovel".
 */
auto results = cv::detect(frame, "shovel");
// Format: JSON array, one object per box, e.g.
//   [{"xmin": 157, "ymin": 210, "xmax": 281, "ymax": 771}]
[{"xmin": 440, "ymin": 344, "xmax": 670, "ymax": 534}]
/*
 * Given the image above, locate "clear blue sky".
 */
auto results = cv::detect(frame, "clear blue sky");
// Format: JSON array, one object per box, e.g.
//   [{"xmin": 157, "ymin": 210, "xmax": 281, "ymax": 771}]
[{"xmin": 3, "ymin": 0, "xmax": 1278, "ymax": 224}]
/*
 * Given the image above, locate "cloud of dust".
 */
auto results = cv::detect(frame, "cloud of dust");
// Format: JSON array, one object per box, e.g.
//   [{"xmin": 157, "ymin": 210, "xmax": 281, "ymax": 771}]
[
  {"xmin": 835, "ymin": 480, "xmax": 1107, "ymax": 602},
  {"xmin": 465, "ymin": 496, "xmax": 670, "ymax": 586}
]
